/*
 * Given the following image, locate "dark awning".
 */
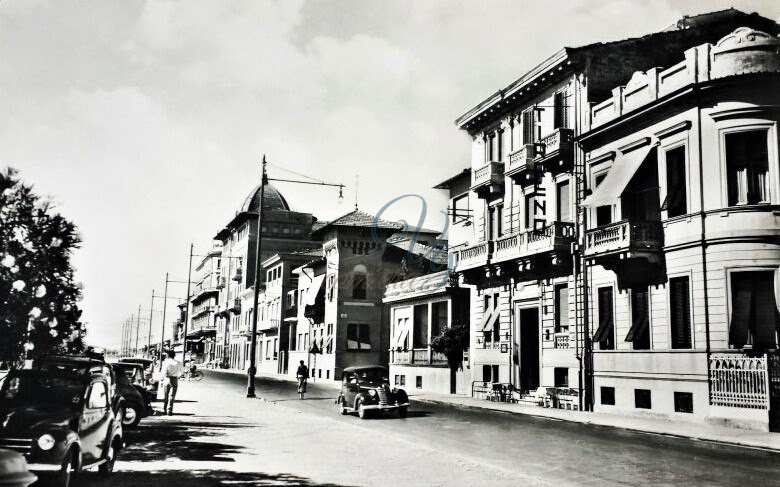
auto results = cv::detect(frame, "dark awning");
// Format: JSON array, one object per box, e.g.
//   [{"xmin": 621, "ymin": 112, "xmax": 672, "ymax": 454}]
[
  {"xmin": 625, "ymin": 315, "xmax": 649, "ymax": 342},
  {"xmin": 592, "ymin": 316, "xmax": 613, "ymax": 343},
  {"xmin": 582, "ymin": 145, "xmax": 653, "ymax": 208},
  {"xmin": 481, "ymin": 308, "xmax": 500, "ymax": 332}
]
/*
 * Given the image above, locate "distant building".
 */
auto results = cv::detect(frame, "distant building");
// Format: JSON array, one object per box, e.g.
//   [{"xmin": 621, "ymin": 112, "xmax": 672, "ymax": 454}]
[{"xmin": 186, "ymin": 245, "xmax": 222, "ymax": 364}]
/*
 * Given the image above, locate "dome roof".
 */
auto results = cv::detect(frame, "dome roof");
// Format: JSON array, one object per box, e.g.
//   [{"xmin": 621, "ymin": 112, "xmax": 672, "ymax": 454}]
[{"xmin": 240, "ymin": 183, "xmax": 290, "ymax": 213}]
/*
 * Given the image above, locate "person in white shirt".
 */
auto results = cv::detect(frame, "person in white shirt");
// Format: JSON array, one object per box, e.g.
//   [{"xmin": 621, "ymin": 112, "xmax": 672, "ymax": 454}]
[{"xmin": 162, "ymin": 350, "xmax": 183, "ymax": 415}]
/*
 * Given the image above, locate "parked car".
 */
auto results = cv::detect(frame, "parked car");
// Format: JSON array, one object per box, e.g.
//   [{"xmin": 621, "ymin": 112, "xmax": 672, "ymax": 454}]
[
  {"xmin": 0, "ymin": 368, "xmax": 123, "ymax": 487},
  {"xmin": 118, "ymin": 357, "xmax": 157, "ymax": 394},
  {"xmin": 336, "ymin": 366, "xmax": 409, "ymax": 419},
  {"xmin": 110, "ymin": 364, "xmax": 152, "ymax": 428},
  {"xmin": 114, "ymin": 362, "xmax": 155, "ymax": 400}
]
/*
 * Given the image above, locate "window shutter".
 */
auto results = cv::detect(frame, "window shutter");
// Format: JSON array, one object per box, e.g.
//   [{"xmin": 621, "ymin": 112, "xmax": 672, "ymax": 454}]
[
  {"xmin": 592, "ymin": 288, "xmax": 614, "ymax": 344},
  {"xmin": 557, "ymin": 181, "xmax": 571, "ymax": 222},
  {"xmin": 522, "ymin": 109, "xmax": 535, "ymax": 144},
  {"xmin": 670, "ymin": 277, "xmax": 692, "ymax": 349},
  {"xmin": 751, "ymin": 272, "xmax": 778, "ymax": 350},
  {"xmin": 625, "ymin": 289, "xmax": 650, "ymax": 344},
  {"xmin": 729, "ymin": 275, "xmax": 754, "ymax": 348}
]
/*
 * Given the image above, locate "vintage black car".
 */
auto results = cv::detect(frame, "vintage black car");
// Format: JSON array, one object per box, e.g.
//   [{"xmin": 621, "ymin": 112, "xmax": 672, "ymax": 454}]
[
  {"xmin": 110, "ymin": 363, "xmax": 152, "ymax": 428},
  {"xmin": 0, "ymin": 368, "xmax": 123, "ymax": 487},
  {"xmin": 336, "ymin": 366, "xmax": 409, "ymax": 419}
]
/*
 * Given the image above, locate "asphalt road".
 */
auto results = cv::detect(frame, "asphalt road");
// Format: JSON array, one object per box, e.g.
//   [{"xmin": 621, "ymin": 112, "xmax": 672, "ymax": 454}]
[{"xmin": 74, "ymin": 370, "xmax": 780, "ymax": 487}]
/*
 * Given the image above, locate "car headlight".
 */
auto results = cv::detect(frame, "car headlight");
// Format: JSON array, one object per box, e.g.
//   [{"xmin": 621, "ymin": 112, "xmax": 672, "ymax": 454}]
[
  {"xmin": 37, "ymin": 434, "xmax": 56, "ymax": 451},
  {"xmin": 367, "ymin": 389, "xmax": 377, "ymax": 398}
]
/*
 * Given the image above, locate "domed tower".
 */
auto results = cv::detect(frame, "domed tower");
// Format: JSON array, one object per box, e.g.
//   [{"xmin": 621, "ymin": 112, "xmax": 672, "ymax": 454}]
[{"xmin": 239, "ymin": 183, "xmax": 291, "ymax": 213}]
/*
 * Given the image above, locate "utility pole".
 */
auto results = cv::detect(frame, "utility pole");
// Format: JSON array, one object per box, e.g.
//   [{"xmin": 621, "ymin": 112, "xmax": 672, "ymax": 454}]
[
  {"xmin": 159, "ymin": 272, "xmax": 169, "ymax": 371},
  {"xmin": 134, "ymin": 305, "xmax": 141, "ymax": 355},
  {"xmin": 147, "ymin": 290, "xmax": 155, "ymax": 356},
  {"xmin": 247, "ymin": 156, "xmax": 267, "ymax": 398},
  {"xmin": 181, "ymin": 243, "xmax": 194, "ymax": 366}
]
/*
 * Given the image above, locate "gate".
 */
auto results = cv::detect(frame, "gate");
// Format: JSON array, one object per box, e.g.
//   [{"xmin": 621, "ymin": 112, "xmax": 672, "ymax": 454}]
[{"xmin": 768, "ymin": 352, "xmax": 780, "ymax": 432}]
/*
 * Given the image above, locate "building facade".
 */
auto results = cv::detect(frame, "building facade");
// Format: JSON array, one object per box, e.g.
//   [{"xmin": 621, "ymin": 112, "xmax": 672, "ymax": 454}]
[
  {"xmin": 580, "ymin": 27, "xmax": 780, "ymax": 431},
  {"xmin": 187, "ymin": 246, "xmax": 222, "ymax": 364}
]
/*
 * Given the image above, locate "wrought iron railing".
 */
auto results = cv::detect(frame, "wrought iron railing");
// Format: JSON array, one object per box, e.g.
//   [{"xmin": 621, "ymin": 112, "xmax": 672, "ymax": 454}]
[
  {"xmin": 554, "ymin": 332, "xmax": 570, "ymax": 349},
  {"xmin": 709, "ymin": 352, "xmax": 768, "ymax": 409}
]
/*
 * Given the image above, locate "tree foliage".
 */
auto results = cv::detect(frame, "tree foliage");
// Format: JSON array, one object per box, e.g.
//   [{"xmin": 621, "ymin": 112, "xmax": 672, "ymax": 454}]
[
  {"xmin": 0, "ymin": 168, "xmax": 86, "ymax": 365},
  {"xmin": 430, "ymin": 320, "xmax": 469, "ymax": 371}
]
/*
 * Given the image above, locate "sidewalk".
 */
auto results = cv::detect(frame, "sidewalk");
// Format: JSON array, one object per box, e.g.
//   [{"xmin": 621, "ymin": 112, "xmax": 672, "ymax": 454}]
[
  {"xmin": 411, "ymin": 391, "xmax": 780, "ymax": 452},
  {"xmin": 210, "ymin": 367, "xmax": 780, "ymax": 452}
]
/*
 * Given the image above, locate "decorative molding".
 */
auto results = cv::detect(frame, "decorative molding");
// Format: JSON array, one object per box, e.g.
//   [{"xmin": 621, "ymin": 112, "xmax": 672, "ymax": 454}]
[
  {"xmin": 586, "ymin": 151, "xmax": 616, "ymax": 168},
  {"xmin": 655, "ymin": 120, "xmax": 692, "ymax": 139},
  {"xmin": 709, "ymin": 105, "xmax": 780, "ymax": 121},
  {"xmin": 618, "ymin": 137, "xmax": 651, "ymax": 154}
]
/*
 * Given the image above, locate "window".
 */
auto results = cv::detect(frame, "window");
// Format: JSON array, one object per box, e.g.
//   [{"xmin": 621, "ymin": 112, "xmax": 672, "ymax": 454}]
[
  {"xmin": 431, "ymin": 301, "xmax": 447, "ymax": 339},
  {"xmin": 326, "ymin": 370, "xmax": 330, "ymax": 380},
  {"xmin": 725, "ymin": 130, "xmax": 769, "ymax": 206},
  {"xmin": 554, "ymin": 368, "xmax": 568, "ymax": 387},
  {"xmin": 626, "ymin": 288, "xmax": 650, "ymax": 350},
  {"xmin": 729, "ymin": 271, "xmax": 779, "ymax": 350},
  {"xmin": 87, "ymin": 382, "xmax": 108, "ymax": 409},
  {"xmin": 554, "ymin": 284, "xmax": 569, "ymax": 333},
  {"xmin": 674, "ymin": 392, "xmax": 693, "ymax": 413},
  {"xmin": 663, "ymin": 146, "xmax": 687, "ymax": 217},
  {"xmin": 352, "ymin": 272, "xmax": 367, "ymax": 300},
  {"xmin": 413, "ymin": 304, "xmax": 429, "ymax": 348},
  {"xmin": 593, "ymin": 287, "xmax": 615, "ymax": 350},
  {"xmin": 524, "ymin": 194, "xmax": 535, "ymax": 229},
  {"xmin": 395, "ymin": 375, "xmax": 400, "ymax": 385},
  {"xmin": 522, "ymin": 108, "xmax": 535, "ymax": 145},
  {"xmin": 416, "ymin": 376, "xmax": 423, "ymax": 389},
  {"xmin": 553, "ymin": 91, "xmax": 568, "ymax": 129},
  {"xmin": 453, "ymin": 194, "xmax": 469, "ymax": 224},
  {"xmin": 634, "ymin": 389, "xmax": 652, "ymax": 409},
  {"xmin": 399, "ymin": 375, "xmax": 406, "ymax": 386},
  {"xmin": 556, "ymin": 180, "xmax": 571, "ymax": 222},
  {"xmin": 273, "ymin": 338, "xmax": 278, "ymax": 359},
  {"xmin": 347, "ymin": 324, "xmax": 371, "ymax": 351},
  {"xmin": 601, "ymin": 386, "xmax": 615, "ymax": 406},
  {"xmin": 670, "ymin": 276, "xmax": 692, "ymax": 349}
]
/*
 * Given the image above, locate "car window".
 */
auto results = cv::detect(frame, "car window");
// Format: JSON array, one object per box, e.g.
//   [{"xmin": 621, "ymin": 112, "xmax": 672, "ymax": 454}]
[{"xmin": 87, "ymin": 382, "xmax": 108, "ymax": 409}]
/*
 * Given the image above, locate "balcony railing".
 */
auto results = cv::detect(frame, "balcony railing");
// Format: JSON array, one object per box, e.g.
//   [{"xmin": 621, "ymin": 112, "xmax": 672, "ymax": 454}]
[
  {"xmin": 471, "ymin": 162, "xmax": 505, "ymax": 200},
  {"xmin": 535, "ymin": 128, "xmax": 574, "ymax": 173},
  {"xmin": 492, "ymin": 222, "xmax": 576, "ymax": 264},
  {"xmin": 505, "ymin": 144, "xmax": 538, "ymax": 185},
  {"xmin": 390, "ymin": 347, "xmax": 448, "ymax": 366},
  {"xmin": 709, "ymin": 352, "xmax": 768, "ymax": 409},
  {"xmin": 584, "ymin": 220, "xmax": 663, "ymax": 257},
  {"xmin": 456, "ymin": 241, "xmax": 492, "ymax": 271},
  {"xmin": 260, "ymin": 318, "xmax": 280, "ymax": 331}
]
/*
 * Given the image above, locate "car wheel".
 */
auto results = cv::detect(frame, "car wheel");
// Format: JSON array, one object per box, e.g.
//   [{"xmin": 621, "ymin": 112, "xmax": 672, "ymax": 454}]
[
  {"xmin": 398, "ymin": 406, "xmax": 408, "ymax": 418},
  {"xmin": 122, "ymin": 404, "xmax": 141, "ymax": 428},
  {"xmin": 98, "ymin": 439, "xmax": 117, "ymax": 476},
  {"xmin": 49, "ymin": 449, "xmax": 75, "ymax": 487},
  {"xmin": 356, "ymin": 399, "xmax": 369, "ymax": 419},
  {"xmin": 338, "ymin": 398, "xmax": 348, "ymax": 415}
]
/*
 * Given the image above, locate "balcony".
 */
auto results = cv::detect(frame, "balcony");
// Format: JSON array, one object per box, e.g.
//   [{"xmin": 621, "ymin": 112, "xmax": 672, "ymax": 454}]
[
  {"xmin": 456, "ymin": 241, "xmax": 492, "ymax": 273},
  {"xmin": 584, "ymin": 220, "xmax": 664, "ymax": 286},
  {"xmin": 260, "ymin": 318, "xmax": 280, "ymax": 332},
  {"xmin": 505, "ymin": 144, "xmax": 538, "ymax": 186},
  {"xmin": 229, "ymin": 298, "xmax": 241, "ymax": 315},
  {"xmin": 283, "ymin": 305, "xmax": 298, "ymax": 320},
  {"xmin": 390, "ymin": 348, "xmax": 448, "ymax": 366},
  {"xmin": 471, "ymin": 161, "xmax": 505, "ymax": 200},
  {"xmin": 491, "ymin": 222, "xmax": 576, "ymax": 276},
  {"xmin": 535, "ymin": 128, "xmax": 574, "ymax": 174}
]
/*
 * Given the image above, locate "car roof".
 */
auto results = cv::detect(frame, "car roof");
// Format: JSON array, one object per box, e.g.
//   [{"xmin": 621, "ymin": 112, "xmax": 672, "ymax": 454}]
[
  {"xmin": 37, "ymin": 355, "xmax": 105, "ymax": 365},
  {"xmin": 114, "ymin": 362, "xmax": 144, "ymax": 369},
  {"xmin": 342, "ymin": 365, "xmax": 388, "ymax": 373}
]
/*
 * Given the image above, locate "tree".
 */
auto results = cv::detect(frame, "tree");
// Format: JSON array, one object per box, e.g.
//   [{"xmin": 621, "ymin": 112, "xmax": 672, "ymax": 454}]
[
  {"xmin": 0, "ymin": 168, "xmax": 86, "ymax": 366},
  {"xmin": 430, "ymin": 320, "xmax": 469, "ymax": 394}
]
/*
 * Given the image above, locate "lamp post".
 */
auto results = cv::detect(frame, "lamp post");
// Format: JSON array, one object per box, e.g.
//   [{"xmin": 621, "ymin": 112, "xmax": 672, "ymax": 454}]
[
  {"xmin": 246, "ymin": 155, "xmax": 344, "ymax": 398},
  {"xmin": 181, "ymin": 243, "xmax": 194, "ymax": 367}
]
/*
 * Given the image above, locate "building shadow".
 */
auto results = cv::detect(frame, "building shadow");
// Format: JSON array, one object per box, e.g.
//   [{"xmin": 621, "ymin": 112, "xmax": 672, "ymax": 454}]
[
  {"xmin": 77, "ymin": 469, "xmax": 356, "ymax": 487},
  {"xmin": 122, "ymin": 421, "xmax": 254, "ymax": 462}
]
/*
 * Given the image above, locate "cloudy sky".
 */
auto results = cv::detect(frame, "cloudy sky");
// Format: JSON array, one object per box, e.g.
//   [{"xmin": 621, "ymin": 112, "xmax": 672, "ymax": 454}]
[{"xmin": 1, "ymin": 0, "xmax": 777, "ymax": 348}]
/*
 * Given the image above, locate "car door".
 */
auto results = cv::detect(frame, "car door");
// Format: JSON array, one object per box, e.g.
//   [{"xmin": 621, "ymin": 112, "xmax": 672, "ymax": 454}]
[
  {"xmin": 343, "ymin": 372, "xmax": 359, "ymax": 407},
  {"xmin": 79, "ymin": 381, "xmax": 112, "ymax": 464}
]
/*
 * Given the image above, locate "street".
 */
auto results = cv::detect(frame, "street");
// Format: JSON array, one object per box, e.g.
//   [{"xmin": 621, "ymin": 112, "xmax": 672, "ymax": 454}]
[{"xmin": 73, "ymin": 371, "xmax": 780, "ymax": 487}]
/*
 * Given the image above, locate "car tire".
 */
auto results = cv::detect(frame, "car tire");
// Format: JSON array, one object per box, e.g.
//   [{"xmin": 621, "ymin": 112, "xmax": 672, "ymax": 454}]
[
  {"xmin": 357, "ymin": 399, "xmax": 369, "ymax": 419},
  {"xmin": 98, "ymin": 438, "xmax": 117, "ymax": 476},
  {"xmin": 337, "ymin": 398, "xmax": 348, "ymax": 415},
  {"xmin": 49, "ymin": 449, "xmax": 75, "ymax": 487},
  {"xmin": 122, "ymin": 404, "xmax": 142, "ymax": 428},
  {"xmin": 398, "ymin": 406, "xmax": 408, "ymax": 418}
]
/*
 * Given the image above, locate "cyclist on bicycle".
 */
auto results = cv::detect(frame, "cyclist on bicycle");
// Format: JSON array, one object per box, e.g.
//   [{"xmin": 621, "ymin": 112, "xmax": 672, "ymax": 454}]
[{"xmin": 296, "ymin": 360, "xmax": 309, "ymax": 399}]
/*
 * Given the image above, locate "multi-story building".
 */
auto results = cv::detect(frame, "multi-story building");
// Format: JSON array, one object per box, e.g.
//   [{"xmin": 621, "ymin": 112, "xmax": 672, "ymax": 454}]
[
  {"xmin": 451, "ymin": 9, "xmax": 778, "ymax": 406},
  {"xmin": 186, "ymin": 245, "xmax": 222, "ymax": 364},
  {"xmin": 579, "ymin": 27, "xmax": 780, "ymax": 431},
  {"xmin": 213, "ymin": 183, "xmax": 318, "ymax": 371},
  {"xmin": 287, "ymin": 209, "xmax": 445, "ymax": 381}
]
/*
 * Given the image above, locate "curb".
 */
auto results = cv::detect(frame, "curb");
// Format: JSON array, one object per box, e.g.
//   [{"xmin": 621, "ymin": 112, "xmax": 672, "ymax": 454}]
[{"xmin": 411, "ymin": 396, "xmax": 780, "ymax": 453}]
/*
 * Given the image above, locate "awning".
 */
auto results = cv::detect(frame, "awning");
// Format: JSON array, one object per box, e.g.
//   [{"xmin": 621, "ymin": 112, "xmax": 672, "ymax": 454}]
[
  {"xmin": 481, "ymin": 309, "xmax": 500, "ymax": 332},
  {"xmin": 477, "ymin": 308, "xmax": 494, "ymax": 332},
  {"xmin": 394, "ymin": 328, "xmax": 409, "ymax": 348},
  {"xmin": 624, "ymin": 316, "xmax": 648, "ymax": 342},
  {"xmin": 582, "ymin": 145, "xmax": 654, "ymax": 208},
  {"xmin": 304, "ymin": 274, "xmax": 326, "ymax": 306},
  {"xmin": 323, "ymin": 336, "xmax": 333, "ymax": 353},
  {"xmin": 592, "ymin": 316, "xmax": 613, "ymax": 343}
]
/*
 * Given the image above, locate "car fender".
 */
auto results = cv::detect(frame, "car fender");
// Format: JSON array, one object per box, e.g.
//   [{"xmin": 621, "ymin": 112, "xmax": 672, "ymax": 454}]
[{"xmin": 354, "ymin": 392, "xmax": 370, "ymax": 409}]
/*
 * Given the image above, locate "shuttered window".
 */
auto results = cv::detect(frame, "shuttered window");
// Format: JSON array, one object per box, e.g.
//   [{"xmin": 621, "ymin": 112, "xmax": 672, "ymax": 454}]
[
  {"xmin": 729, "ymin": 271, "xmax": 779, "ymax": 350},
  {"xmin": 522, "ymin": 108, "xmax": 535, "ymax": 145},
  {"xmin": 592, "ymin": 287, "xmax": 614, "ymax": 350},
  {"xmin": 726, "ymin": 130, "xmax": 769, "ymax": 206},
  {"xmin": 670, "ymin": 276, "xmax": 692, "ymax": 349},
  {"xmin": 555, "ymin": 284, "xmax": 569, "ymax": 333},
  {"xmin": 553, "ymin": 91, "xmax": 568, "ymax": 129},
  {"xmin": 557, "ymin": 180, "xmax": 571, "ymax": 222},
  {"xmin": 625, "ymin": 288, "xmax": 650, "ymax": 350},
  {"xmin": 662, "ymin": 146, "xmax": 687, "ymax": 217}
]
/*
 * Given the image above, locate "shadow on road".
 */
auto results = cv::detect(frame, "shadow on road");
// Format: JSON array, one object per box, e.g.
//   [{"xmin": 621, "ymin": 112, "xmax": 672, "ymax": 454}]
[
  {"xmin": 79, "ymin": 469, "xmax": 356, "ymax": 486},
  {"xmin": 123, "ymin": 420, "xmax": 254, "ymax": 462}
]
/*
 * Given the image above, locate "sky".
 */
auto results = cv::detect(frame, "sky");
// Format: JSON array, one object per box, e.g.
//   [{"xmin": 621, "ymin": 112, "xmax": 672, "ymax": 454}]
[{"xmin": 1, "ymin": 0, "xmax": 778, "ymax": 349}]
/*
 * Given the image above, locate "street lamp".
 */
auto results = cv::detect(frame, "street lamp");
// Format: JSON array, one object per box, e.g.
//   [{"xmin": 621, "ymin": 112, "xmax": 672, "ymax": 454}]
[{"xmin": 246, "ymin": 155, "xmax": 344, "ymax": 398}]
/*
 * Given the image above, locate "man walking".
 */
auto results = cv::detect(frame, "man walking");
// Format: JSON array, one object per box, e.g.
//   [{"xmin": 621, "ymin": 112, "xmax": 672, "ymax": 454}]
[
  {"xmin": 296, "ymin": 360, "xmax": 309, "ymax": 399},
  {"xmin": 162, "ymin": 350, "xmax": 182, "ymax": 415}
]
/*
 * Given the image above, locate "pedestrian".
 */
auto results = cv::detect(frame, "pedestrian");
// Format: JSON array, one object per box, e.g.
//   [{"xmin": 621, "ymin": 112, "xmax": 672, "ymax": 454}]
[
  {"xmin": 296, "ymin": 360, "xmax": 309, "ymax": 399},
  {"xmin": 162, "ymin": 350, "xmax": 182, "ymax": 415}
]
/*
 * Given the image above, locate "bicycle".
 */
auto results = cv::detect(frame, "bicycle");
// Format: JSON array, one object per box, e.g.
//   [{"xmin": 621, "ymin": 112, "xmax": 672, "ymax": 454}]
[{"xmin": 181, "ymin": 369, "xmax": 204, "ymax": 381}]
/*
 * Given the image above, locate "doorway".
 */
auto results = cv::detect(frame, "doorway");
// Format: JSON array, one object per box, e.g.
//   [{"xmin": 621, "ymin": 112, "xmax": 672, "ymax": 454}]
[{"xmin": 518, "ymin": 306, "xmax": 540, "ymax": 392}]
